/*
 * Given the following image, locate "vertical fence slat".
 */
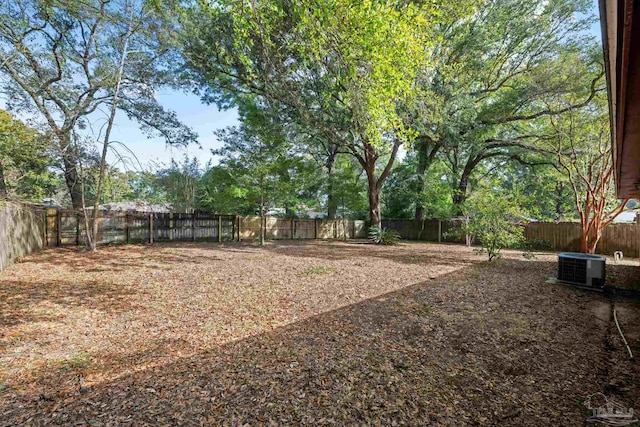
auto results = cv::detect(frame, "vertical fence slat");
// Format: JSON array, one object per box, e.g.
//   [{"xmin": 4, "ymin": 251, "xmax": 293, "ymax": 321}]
[
  {"xmin": 76, "ymin": 213, "xmax": 80, "ymax": 246},
  {"xmin": 149, "ymin": 213, "xmax": 154, "ymax": 244},
  {"xmin": 125, "ymin": 213, "xmax": 130, "ymax": 244},
  {"xmin": 192, "ymin": 213, "xmax": 196, "ymax": 242},
  {"xmin": 56, "ymin": 210, "xmax": 61, "ymax": 247}
]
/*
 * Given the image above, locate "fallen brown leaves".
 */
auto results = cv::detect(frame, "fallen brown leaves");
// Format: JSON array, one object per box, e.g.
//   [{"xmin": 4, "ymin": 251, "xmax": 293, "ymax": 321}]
[{"xmin": 0, "ymin": 241, "xmax": 638, "ymax": 425}]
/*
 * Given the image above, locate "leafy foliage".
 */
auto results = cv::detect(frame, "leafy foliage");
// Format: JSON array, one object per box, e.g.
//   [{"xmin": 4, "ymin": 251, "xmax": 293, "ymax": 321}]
[
  {"xmin": 383, "ymin": 157, "xmax": 452, "ymax": 219},
  {"xmin": 182, "ymin": 0, "xmax": 452, "ymax": 225},
  {"xmin": 539, "ymin": 92, "xmax": 629, "ymax": 253},
  {"xmin": 462, "ymin": 188, "xmax": 525, "ymax": 261},
  {"xmin": 210, "ymin": 101, "xmax": 321, "ymax": 218},
  {"xmin": 368, "ymin": 226, "xmax": 401, "ymax": 246},
  {"xmin": 154, "ymin": 156, "xmax": 208, "ymax": 213},
  {"xmin": 0, "ymin": 110, "xmax": 57, "ymax": 201}
]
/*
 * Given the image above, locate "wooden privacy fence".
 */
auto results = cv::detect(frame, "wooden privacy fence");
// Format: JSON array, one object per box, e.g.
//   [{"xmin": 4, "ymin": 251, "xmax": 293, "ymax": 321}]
[
  {"xmin": 381, "ymin": 219, "xmax": 640, "ymax": 257},
  {"xmin": 237, "ymin": 216, "xmax": 366, "ymax": 240},
  {"xmin": 45, "ymin": 209, "xmax": 368, "ymax": 247},
  {"xmin": 23, "ymin": 207, "xmax": 640, "ymax": 258},
  {"xmin": 525, "ymin": 222, "xmax": 640, "ymax": 258},
  {"xmin": 380, "ymin": 219, "xmax": 467, "ymax": 243}
]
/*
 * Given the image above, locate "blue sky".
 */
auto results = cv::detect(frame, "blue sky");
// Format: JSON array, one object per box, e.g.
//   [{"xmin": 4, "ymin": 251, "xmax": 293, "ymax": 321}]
[{"xmin": 106, "ymin": 90, "xmax": 238, "ymax": 170}]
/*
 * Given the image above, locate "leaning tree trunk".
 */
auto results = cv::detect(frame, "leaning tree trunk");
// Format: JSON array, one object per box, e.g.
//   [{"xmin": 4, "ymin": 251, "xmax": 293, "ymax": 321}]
[{"xmin": 88, "ymin": 10, "xmax": 134, "ymax": 251}]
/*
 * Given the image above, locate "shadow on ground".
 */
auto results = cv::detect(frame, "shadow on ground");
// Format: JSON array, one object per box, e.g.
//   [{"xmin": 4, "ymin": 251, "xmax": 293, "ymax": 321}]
[
  {"xmin": 0, "ymin": 279, "xmax": 138, "ymax": 327},
  {"xmin": 2, "ymin": 248, "xmax": 638, "ymax": 426}
]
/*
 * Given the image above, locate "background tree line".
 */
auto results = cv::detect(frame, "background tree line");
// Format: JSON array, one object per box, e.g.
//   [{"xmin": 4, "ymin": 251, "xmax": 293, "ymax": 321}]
[{"xmin": 0, "ymin": 0, "xmax": 630, "ymax": 252}]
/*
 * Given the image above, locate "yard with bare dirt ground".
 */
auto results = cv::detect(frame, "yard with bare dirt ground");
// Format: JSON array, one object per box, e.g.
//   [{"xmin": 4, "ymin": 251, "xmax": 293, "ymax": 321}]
[{"xmin": 0, "ymin": 240, "xmax": 639, "ymax": 426}]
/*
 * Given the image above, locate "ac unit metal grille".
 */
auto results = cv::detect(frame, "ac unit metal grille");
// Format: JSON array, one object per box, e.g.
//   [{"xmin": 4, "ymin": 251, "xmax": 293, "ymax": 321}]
[{"xmin": 558, "ymin": 257, "xmax": 587, "ymax": 284}]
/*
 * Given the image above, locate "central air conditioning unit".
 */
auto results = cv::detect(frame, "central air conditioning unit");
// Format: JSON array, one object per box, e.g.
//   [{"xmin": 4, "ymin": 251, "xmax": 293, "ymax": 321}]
[{"xmin": 557, "ymin": 252, "xmax": 606, "ymax": 289}]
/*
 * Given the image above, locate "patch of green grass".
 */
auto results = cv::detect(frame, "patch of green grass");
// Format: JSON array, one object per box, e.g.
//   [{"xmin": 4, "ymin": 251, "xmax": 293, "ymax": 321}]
[
  {"xmin": 304, "ymin": 265, "xmax": 336, "ymax": 276},
  {"xmin": 57, "ymin": 352, "xmax": 92, "ymax": 373}
]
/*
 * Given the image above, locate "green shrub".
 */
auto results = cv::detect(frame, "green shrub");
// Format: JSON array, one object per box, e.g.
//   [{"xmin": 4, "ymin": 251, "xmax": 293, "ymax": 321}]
[
  {"xmin": 462, "ymin": 189, "xmax": 524, "ymax": 261},
  {"xmin": 368, "ymin": 226, "xmax": 401, "ymax": 245}
]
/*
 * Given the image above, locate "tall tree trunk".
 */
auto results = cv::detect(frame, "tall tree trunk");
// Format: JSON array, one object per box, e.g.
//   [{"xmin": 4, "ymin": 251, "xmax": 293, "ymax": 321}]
[
  {"xmin": 413, "ymin": 136, "xmax": 440, "ymax": 220},
  {"xmin": 367, "ymin": 178, "xmax": 382, "ymax": 227},
  {"xmin": 554, "ymin": 183, "xmax": 564, "ymax": 221},
  {"xmin": 259, "ymin": 173, "xmax": 265, "ymax": 246},
  {"xmin": 414, "ymin": 203, "xmax": 426, "ymax": 221},
  {"xmin": 0, "ymin": 161, "xmax": 8, "ymax": 200},
  {"xmin": 452, "ymin": 172, "xmax": 470, "ymax": 216},
  {"xmin": 356, "ymin": 139, "xmax": 401, "ymax": 228},
  {"xmin": 326, "ymin": 151, "xmax": 338, "ymax": 219},
  {"xmin": 364, "ymin": 151, "xmax": 382, "ymax": 228},
  {"xmin": 60, "ymin": 138, "xmax": 83, "ymax": 209}
]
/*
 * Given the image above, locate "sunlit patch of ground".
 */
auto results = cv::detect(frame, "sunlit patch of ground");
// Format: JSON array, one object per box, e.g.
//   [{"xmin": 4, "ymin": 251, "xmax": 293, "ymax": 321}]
[{"xmin": 0, "ymin": 241, "xmax": 638, "ymax": 425}]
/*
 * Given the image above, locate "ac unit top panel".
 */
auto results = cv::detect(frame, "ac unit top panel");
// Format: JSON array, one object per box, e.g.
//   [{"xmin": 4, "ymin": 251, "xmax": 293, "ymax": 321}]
[{"xmin": 558, "ymin": 252, "xmax": 605, "ymax": 261}]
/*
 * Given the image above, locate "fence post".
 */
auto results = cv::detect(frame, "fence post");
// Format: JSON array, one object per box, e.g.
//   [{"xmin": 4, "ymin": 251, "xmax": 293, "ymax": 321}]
[
  {"xmin": 218, "ymin": 215, "xmax": 222, "ymax": 242},
  {"xmin": 438, "ymin": 220, "xmax": 442, "ymax": 243},
  {"xmin": 636, "ymin": 222, "xmax": 640, "ymax": 259},
  {"xmin": 43, "ymin": 210, "xmax": 48, "ymax": 247},
  {"xmin": 314, "ymin": 219, "xmax": 319, "ymax": 239},
  {"xmin": 168, "ymin": 212, "xmax": 173, "ymax": 240},
  {"xmin": 237, "ymin": 216, "xmax": 241, "ymax": 242},
  {"xmin": 192, "ymin": 213, "xmax": 196, "ymax": 242},
  {"xmin": 231, "ymin": 215, "xmax": 235, "ymax": 242},
  {"xmin": 125, "ymin": 213, "xmax": 130, "ymax": 244},
  {"xmin": 149, "ymin": 213, "xmax": 154, "ymax": 244},
  {"xmin": 76, "ymin": 213, "xmax": 81, "ymax": 246},
  {"xmin": 291, "ymin": 218, "xmax": 295, "ymax": 240},
  {"xmin": 56, "ymin": 209, "xmax": 61, "ymax": 247}
]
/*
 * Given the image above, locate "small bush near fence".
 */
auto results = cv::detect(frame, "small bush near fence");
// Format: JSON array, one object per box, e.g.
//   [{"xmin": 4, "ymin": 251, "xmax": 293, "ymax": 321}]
[{"xmin": 368, "ymin": 226, "xmax": 401, "ymax": 245}]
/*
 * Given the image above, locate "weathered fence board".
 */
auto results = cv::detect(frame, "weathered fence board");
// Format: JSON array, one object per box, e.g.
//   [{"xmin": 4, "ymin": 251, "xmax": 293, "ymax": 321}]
[
  {"xmin": 381, "ymin": 219, "xmax": 441, "ymax": 241},
  {"xmin": 0, "ymin": 202, "xmax": 46, "ymax": 271},
  {"xmin": 600, "ymin": 223, "xmax": 639, "ymax": 256}
]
